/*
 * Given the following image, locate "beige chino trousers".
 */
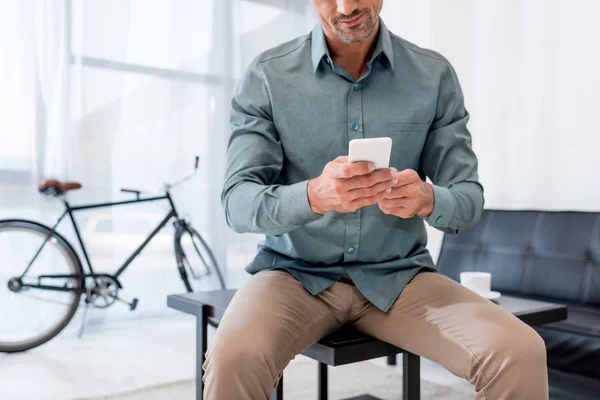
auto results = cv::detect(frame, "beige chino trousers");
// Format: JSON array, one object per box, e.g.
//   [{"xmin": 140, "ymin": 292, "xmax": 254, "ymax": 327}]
[{"xmin": 202, "ymin": 270, "xmax": 548, "ymax": 399}]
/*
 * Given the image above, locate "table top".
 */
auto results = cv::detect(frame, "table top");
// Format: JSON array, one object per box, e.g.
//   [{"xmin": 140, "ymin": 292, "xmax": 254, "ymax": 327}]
[
  {"xmin": 167, "ymin": 289, "xmax": 567, "ymax": 326},
  {"xmin": 491, "ymin": 295, "xmax": 567, "ymax": 325}
]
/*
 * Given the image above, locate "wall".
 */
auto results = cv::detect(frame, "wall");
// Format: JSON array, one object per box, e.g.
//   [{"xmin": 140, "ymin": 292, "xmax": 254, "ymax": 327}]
[{"xmin": 382, "ymin": 0, "xmax": 600, "ymax": 260}]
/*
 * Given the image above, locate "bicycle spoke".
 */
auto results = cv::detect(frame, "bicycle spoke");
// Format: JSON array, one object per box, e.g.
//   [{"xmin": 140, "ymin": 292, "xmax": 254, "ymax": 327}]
[
  {"xmin": 177, "ymin": 227, "xmax": 224, "ymax": 292},
  {"xmin": 181, "ymin": 253, "xmax": 198, "ymax": 280},
  {"xmin": 19, "ymin": 231, "xmax": 55, "ymax": 278},
  {"xmin": 11, "ymin": 291, "xmax": 76, "ymax": 307},
  {"xmin": 190, "ymin": 235, "xmax": 210, "ymax": 270},
  {"xmin": 0, "ymin": 221, "xmax": 81, "ymax": 352}
]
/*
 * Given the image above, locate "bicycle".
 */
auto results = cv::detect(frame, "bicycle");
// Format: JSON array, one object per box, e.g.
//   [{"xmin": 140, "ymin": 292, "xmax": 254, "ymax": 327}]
[{"xmin": 0, "ymin": 157, "xmax": 225, "ymax": 353}]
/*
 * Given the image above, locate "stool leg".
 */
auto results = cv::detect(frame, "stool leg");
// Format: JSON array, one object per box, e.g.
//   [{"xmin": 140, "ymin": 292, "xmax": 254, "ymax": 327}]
[
  {"xmin": 387, "ymin": 354, "xmax": 397, "ymax": 366},
  {"xmin": 403, "ymin": 352, "xmax": 420, "ymax": 400},
  {"xmin": 196, "ymin": 305, "xmax": 209, "ymax": 400},
  {"xmin": 318, "ymin": 362, "xmax": 328, "ymax": 400},
  {"xmin": 271, "ymin": 374, "xmax": 283, "ymax": 400}
]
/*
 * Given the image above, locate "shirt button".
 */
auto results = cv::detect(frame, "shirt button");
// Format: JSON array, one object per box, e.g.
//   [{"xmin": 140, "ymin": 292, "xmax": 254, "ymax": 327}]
[
  {"xmin": 436, "ymin": 216, "xmax": 442, "ymax": 223},
  {"xmin": 351, "ymin": 123, "xmax": 359, "ymax": 131},
  {"xmin": 348, "ymin": 247, "xmax": 355, "ymax": 254},
  {"xmin": 353, "ymin": 84, "xmax": 360, "ymax": 91}
]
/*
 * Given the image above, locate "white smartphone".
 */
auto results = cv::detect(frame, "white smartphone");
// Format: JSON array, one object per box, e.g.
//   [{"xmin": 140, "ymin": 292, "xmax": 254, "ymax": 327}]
[{"xmin": 348, "ymin": 137, "xmax": 393, "ymax": 170}]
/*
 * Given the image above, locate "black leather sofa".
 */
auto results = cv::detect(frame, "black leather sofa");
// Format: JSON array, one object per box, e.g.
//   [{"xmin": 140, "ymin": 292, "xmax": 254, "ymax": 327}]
[{"xmin": 436, "ymin": 209, "xmax": 600, "ymax": 399}]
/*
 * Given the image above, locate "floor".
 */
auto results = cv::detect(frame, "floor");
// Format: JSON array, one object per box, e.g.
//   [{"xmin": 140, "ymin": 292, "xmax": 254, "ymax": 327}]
[
  {"xmin": 89, "ymin": 354, "xmax": 473, "ymax": 400},
  {"xmin": 0, "ymin": 315, "xmax": 475, "ymax": 400}
]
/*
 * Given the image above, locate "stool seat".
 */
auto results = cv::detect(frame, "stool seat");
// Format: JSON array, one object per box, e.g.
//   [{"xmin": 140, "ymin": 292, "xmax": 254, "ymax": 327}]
[
  {"xmin": 303, "ymin": 324, "xmax": 403, "ymax": 366},
  {"xmin": 168, "ymin": 289, "xmax": 403, "ymax": 365}
]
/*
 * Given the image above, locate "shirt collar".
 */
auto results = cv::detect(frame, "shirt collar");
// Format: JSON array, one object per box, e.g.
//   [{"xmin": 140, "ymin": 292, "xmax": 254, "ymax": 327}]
[
  {"xmin": 311, "ymin": 18, "xmax": 395, "ymax": 73},
  {"xmin": 311, "ymin": 23, "xmax": 332, "ymax": 72}
]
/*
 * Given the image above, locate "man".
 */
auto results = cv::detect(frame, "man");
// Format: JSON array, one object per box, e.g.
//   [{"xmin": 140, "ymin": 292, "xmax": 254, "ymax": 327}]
[{"xmin": 205, "ymin": 1, "xmax": 548, "ymax": 399}]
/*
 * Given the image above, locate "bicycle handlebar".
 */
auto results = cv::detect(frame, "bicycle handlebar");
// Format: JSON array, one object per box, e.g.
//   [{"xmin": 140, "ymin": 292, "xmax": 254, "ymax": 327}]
[
  {"xmin": 120, "ymin": 188, "xmax": 141, "ymax": 194},
  {"xmin": 120, "ymin": 157, "xmax": 199, "ymax": 196},
  {"xmin": 162, "ymin": 156, "xmax": 200, "ymax": 191}
]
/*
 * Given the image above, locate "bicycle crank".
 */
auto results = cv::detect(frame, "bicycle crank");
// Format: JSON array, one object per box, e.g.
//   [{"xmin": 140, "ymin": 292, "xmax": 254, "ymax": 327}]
[
  {"xmin": 87, "ymin": 276, "xmax": 118, "ymax": 308},
  {"xmin": 86, "ymin": 276, "xmax": 138, "ymax": 311}
]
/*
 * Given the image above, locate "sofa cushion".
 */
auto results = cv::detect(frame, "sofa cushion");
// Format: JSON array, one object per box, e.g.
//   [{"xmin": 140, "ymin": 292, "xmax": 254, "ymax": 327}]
[
  {"xmin": 548, "ymin": 367, "xmax": 600, "ymax": 400},
  {"xmin": 536, "ymin": 305, "xmax": 600, "ymax": 379},
  {"xmin": 436, "ymin": 210, "xmax": 600, "ymax": 307}
]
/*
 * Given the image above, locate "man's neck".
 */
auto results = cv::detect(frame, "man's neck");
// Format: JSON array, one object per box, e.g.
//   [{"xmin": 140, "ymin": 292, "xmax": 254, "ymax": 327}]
[{"xmin": 323, "ymin": 19, "xmax": 380, "ymax": 81}]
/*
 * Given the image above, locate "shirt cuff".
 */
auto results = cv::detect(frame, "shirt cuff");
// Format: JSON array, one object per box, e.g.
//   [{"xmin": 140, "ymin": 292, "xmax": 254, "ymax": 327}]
[
  {"xmin": 280, "ymin": 180, "xmax": 324, "ymax": 225},
  {"xmin": 424, "ymin": 184, "xmax": 455, "ymax": 229}
]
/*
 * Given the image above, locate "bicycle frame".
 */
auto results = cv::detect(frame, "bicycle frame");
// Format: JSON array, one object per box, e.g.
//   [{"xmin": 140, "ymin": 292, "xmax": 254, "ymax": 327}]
[{"xmin": 23, "ymin": 192, "xmax": 180, "ymax": 287}]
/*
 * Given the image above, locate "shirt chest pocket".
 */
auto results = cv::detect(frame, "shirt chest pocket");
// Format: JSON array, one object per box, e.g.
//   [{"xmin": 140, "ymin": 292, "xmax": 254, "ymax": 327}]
[{"xmin": 386, "ymin": 122, "xmax": 429, "ymax": 171}]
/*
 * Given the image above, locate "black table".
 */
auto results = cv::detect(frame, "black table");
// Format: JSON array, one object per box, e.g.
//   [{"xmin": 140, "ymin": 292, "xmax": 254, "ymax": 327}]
[{"xmin": 168, "ymin": 290, "xmax": 567, "ymax": 399}]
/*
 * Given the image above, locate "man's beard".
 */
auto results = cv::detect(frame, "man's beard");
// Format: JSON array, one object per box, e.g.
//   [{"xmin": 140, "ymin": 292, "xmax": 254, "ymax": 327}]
[{"xmin": 332, "ymin": 9, "xmax": 376, "ymax": 44}]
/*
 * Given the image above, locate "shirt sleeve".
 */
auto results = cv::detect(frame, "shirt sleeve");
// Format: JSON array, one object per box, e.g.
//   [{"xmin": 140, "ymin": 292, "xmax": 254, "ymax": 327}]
[
  {"xmin": 420, "ymin": 58, "xmax": 485, "ymax": 234},
  {"xmin": 220, "ymin": 61, "xmax": 324, "ymax": 235}
]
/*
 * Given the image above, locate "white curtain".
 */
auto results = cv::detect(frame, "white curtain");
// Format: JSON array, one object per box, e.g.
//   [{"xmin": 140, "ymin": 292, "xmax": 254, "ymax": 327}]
[
  {"xmin": 383, "ymin": 0, "xmax": 600, "ymax": 210},
  {"xmin": 0, "ymin": 1, "xmax": 36, "ymax": 180},
  {"xmin": 31, "ymin": 0, "xmax": 71, "ymax": 180},
  {"xmin": 382, "ymin": 0, "xmax": 600, "ymax": 259}
]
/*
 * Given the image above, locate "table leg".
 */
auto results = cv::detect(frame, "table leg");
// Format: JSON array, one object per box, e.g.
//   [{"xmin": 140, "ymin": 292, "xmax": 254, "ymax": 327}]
[
  {"xmin": 271, "ymin": 374, "xmax": 283, "ymax": 400},
  {"xmin": 387, "ymin": 355, "xmax": 397, "ymax": 366},
  {"xmin": 196, "ymin": 306, "xmax": 209, "ymax": 400},
  {"xmin": 403, "ymin": 352, "xmax": 420, "ymax": 400},
  {"xmin": 319, "ymin": 362, "xmax": 328, "ymax": 400}
]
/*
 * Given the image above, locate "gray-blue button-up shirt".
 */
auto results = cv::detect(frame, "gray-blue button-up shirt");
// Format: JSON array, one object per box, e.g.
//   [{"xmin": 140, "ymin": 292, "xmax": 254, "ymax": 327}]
[{"xmin": 221, "ymin": 20, "xmax": 484, "ymax": 312}]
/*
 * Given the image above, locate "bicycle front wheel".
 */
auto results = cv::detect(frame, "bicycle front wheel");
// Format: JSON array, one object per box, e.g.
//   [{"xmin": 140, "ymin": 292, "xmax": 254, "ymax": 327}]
[
  {"xmin": 174, "ymin": 225, "xmax": 225, "ymax": 292},
  {"xmin": 0, "ymin": 220, "xmax": 83, "ymax": 353}
]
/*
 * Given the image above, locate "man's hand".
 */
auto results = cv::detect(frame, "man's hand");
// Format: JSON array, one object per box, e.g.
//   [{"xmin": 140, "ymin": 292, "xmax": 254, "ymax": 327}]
[
  {"xmin": 307, "ymin": 156, "xmax": 397, "ymax": 214},
  {"xmin": 378, "ymin": 169, "xmax": 435, "ymax": 218}
]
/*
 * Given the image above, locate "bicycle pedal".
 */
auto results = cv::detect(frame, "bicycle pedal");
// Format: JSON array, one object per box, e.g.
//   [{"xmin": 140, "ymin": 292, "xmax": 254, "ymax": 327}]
[
  {"xmin": 191, "ymin": 271, "xmax": 210, "ymax": 279},
  {"xmin": 111, "ymin": 294, "xmax": 139, "ymax": 311}
]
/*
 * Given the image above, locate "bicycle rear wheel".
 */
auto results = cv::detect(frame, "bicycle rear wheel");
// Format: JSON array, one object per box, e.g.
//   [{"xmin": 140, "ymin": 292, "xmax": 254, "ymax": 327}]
[
  {"xmin": 174, "ymin": 224, "xmax": 225, "ymax": 292},
  {"xmin": 0, "ymin": 220, "xmax": 83, "ymax": 352}
]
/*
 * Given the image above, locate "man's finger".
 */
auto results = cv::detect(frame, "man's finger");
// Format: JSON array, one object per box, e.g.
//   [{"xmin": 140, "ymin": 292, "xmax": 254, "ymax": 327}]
[
  {"xmin": 350, "ymin": 188, "xmax": 390, "ymax": 208},
  {"xmin": 347, "ymin": 179, "xmax": 392, "ymax": 201},
  {"xmin": 382, "ymin": 184, "xmax": 418, "ymax": 199},
  {"xmin": 394, "ymin": 169, "xmax": 420, "ymax": 187},
  {"xmin": 379, "ymin": 204, "xmax": 416, "ymax": 218},
  {"xmin": 379, "ymin": 197, "xmax": 412, "ymax": 208},
  {"xmin": 335, "ymin": 161, "xmax": 375, "ymax": 179},
  {"xmin": 333, "ymin": 156, "xmax": 349, "ymax": 163},
  {"xmin": 346, "ymin": 168, "xmax": 395, "ymax": 190}
]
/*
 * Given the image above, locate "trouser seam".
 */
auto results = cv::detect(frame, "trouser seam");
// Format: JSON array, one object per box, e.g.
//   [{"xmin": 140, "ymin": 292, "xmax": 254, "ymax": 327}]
[
  {"xmin": 271, "ymin": 310, "xmax": 335, "ymax": 381},
  {"xmin": 388, "ymin": 308, "xmax": 491, "ymax": 400},
  {"xmin": 202, "ymin": 311, "xmax": 335, "ymax": 393}
]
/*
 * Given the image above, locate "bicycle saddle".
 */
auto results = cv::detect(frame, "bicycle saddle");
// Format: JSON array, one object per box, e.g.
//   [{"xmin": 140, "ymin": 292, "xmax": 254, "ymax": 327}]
[{"xmin": 38, "ymin": 180, "xmax": 82, "ymax": 196}]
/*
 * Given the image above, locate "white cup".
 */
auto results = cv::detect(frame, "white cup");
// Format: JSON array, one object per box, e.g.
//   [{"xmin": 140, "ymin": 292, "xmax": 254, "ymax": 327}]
[{"xmin": 460, "ymin": 272, "xmax": 491, "ymax": 297}]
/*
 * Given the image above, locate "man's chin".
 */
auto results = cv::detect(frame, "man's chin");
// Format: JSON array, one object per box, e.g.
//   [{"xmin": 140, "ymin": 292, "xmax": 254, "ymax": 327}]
[
  {"xmin": 336, "ymin": 30, "xmax": 371, "ymax": 43},
  {"xmin": 334, "ymin": 19, "xmax": 375, "ymax": 43}
]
